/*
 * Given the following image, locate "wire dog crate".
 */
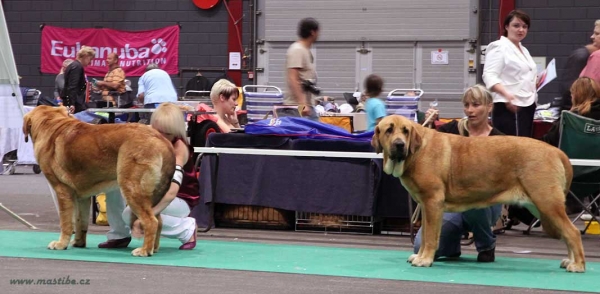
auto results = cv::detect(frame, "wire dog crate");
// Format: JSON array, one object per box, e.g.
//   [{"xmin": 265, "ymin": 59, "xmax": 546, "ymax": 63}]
[
  {"xmin": 295, "ymin": 212, "xmax": 376, "ymax": 235},
  {"xmin": 215, "ymin": 204, "xmax": 294, "ymax": 230}
]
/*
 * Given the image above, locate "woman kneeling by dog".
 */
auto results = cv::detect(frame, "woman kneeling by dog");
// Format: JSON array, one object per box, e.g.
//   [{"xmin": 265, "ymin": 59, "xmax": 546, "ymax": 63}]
[
  {"xmin": 100, "ymin": 103, "xmax": 200, "ymax": 250},
  {"xmin": 415, "ymin": 84, "xmax": 503, "ymax": 262}
]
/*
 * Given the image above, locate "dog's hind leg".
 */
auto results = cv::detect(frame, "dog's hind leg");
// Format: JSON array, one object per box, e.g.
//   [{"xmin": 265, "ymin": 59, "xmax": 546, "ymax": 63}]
[
  {"xmin": 154, "ymin": 215, "xmax": 162, "ymax": 252},
  {"xmin": 530, "ymin": 186, "xmax": 585, "ymax": 273},
  {"xmin": 47, "ymin": 184, "xmax": 76, "ymax": 250},
  {"xmin": 131, "ymin": 208, "xmax": 158, "ymax": 257},
  {"xmin": 125, "ymin": 197, "xmax": 157, "ymax": 257},
  {"xmin": 71, "ymin": 197, "xmax": 91, "ymax": 248}
]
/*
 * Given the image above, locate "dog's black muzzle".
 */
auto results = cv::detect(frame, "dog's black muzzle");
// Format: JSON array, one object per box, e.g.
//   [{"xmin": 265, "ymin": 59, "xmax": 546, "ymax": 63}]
[{"xmin": 390, "ymin": 140, "xmax": 406, "ymax": 161}]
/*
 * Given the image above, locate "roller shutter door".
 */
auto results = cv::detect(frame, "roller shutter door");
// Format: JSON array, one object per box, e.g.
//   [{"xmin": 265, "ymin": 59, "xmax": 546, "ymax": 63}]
[{"xmin": 256, "ymin": 0, "xmax": 478, "ymax": 118}]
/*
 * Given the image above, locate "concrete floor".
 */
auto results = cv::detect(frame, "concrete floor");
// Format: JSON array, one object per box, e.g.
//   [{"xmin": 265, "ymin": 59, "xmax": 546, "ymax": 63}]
[{"xmin": 1, "ymin": 169, "xmax": 598, "ymax": 294}]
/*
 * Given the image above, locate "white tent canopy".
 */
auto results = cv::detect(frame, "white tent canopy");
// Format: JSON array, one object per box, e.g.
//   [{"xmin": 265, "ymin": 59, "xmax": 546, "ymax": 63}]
[{"xmin": 0, "ymin": 2, "xmax": 35, "ymax": 166}]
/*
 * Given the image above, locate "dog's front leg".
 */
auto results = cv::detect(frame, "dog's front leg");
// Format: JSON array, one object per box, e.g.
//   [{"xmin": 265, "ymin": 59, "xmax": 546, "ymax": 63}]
[
  {"xmin": 411, "ymin": 198, "xmax": 443, "ymax": 267},
  {"xmin": 408, "ymin": 202, "xmax": 426, "ymax": 263},
  {"xmin": 71, "ymin": 197, "xmax": 91, "ymax": 248},
  {"xmin": 48, "ymin": 185, "xmax": 76, "ymax": 250}
]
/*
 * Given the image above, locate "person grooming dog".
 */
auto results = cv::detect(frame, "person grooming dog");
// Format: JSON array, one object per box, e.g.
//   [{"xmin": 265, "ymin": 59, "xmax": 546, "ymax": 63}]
[{"xmin": 100, "ymin": 103, "xmax": 199, "ymax": 250}]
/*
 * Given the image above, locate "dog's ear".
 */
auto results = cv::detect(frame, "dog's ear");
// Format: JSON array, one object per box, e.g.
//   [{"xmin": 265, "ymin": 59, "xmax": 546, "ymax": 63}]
[
  {"xmin": 409, "ymin": 125, "xmax": 422, "ymax": 155},
  {"xmin": 23, "ymin": 114, "xmax": 31, "ymax": 143},
  {"xmin": 371, "ymin": 125, "xmax": 382, "ymax": 154}
]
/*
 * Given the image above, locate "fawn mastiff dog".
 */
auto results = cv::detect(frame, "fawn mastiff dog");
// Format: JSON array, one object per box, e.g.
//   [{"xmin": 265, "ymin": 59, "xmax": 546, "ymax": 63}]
[
  {"xmin": 23, "ymin": 106, "xmax": 175, "ymax": 257},
  {"xmin": 372, "ymin": 115, "xmax": 585, "ymax": 272}
]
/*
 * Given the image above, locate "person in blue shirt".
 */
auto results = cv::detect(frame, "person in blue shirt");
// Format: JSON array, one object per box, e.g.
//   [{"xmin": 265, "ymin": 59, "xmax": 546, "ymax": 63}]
[
  {"xmin": 137, "ymin": 63, "xmax": 178, "ymax": 109},
  {"xmin": 364, "ymin": 74, "xmax": 386, "ymax": 131}
]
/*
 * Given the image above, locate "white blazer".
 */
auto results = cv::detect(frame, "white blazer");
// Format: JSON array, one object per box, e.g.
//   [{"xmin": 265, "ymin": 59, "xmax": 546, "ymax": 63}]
[{"xmin": 482, "ymin": 36, "xmax": 538, "ymax": 107}]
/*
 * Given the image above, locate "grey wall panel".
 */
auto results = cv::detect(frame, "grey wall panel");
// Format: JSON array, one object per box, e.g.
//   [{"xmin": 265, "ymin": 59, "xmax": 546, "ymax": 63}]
[
  {"xmin": 260, "ymin": 42, "xmax": 359, "ymax": 96},
  {"xmin": 257, "ymin": 0, "xmax": 478, "ymax": 118},
  {"xmin": 419, "ymin": 43, "xmax": 468, "ymax": 118},
  {"xmin": 264, "ymin": 0, "xmax": 472, "ymax": 42},
  {"xmin": 314, "ymin": 43, "xmax": 359, "ymax": 95},
  {"xmin": 371, "ymin": 43, "xmax": 415, "ymax": 94},
  {"xmin": 420, "ymin": 43, "xmax": 466, "ymax": 93},
  {"xmin": 263, "ymin": 42, "xmax": 290, "ymax": 90}
]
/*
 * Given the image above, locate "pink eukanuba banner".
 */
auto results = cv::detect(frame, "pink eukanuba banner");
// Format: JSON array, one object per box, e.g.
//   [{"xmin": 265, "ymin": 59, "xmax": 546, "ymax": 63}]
[{"xmin": 41, "ymin": 25, "xmax": 179, "ymax": 77}]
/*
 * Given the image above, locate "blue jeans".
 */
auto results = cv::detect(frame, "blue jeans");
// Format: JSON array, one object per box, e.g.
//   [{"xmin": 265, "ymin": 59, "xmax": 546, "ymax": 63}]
[
  {"xmin": 141, "ymin": 103, "xmax": 161, "ymax": 120},
  {"xmin": 276, "ymin": 106, "xmax": 319, "ymax": 121},
  {"xmin": 413, "ymin": 205, "xmax": 502, "ymax": 258}
]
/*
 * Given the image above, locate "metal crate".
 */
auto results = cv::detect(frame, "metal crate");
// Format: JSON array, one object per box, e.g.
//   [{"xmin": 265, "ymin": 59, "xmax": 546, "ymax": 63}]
[
  {"xmin": 215, "ymin": 204, "xmax": 294, "ymax": 230},
  {"xmin": 379, "ymin": 217, "xmax": 420, "ymax": 237},
  {"xmin": 295, "ymin": 211, "xmax": 376, "ymax": 235}
]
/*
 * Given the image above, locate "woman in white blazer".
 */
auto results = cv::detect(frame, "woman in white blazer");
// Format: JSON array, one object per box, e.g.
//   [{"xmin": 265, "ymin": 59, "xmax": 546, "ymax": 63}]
[{"xmin": 483, "ymin": 10, "xmax": 537, "ymax": 137}]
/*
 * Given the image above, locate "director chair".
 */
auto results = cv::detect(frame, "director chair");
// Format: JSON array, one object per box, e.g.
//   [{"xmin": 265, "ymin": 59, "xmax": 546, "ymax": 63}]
[{"xmin": 558, "ymin": 111, "xmax": 600, "ymax": 234}]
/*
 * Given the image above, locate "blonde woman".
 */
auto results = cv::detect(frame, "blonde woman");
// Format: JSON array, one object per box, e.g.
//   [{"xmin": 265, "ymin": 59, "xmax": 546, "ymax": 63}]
[
  {"xmin": 417, "ymin": 85, "xmax": 503, "ymax": 262},
  {"xmin": 210, "ymin": 79, "xmax": 240, "ymax": 132},
  {"xmin": 101, "ymin": 103, "xmax": 199, "ymax": 250},
  {"xmin": 54, "ymin": 58, "xmax": 74, "ymax": 102},
  {"xmin": 62, "ymin": 46, "xmax": 95, "ymax": 113}
]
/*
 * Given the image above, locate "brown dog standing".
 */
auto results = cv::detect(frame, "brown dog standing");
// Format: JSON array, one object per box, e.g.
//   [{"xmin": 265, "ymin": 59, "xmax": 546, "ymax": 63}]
[
  {"xmin": 23, "ymin": 106, "xmax": 175, "ymax": 257},
  {"xmin": 372, "ymin": 115, "xmax": 585, "ymax": 272}
]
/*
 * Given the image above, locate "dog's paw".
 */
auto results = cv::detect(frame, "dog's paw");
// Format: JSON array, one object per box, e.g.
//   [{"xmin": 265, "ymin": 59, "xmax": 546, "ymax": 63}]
[
  {"xmin": 407, "ymin": 254, "xmax": 419, "ymax": 263},
  {"xmin": 411, "ymin": 256, "xmax": 434, "ymax": 267},
  {"xmin": 560, "ymin": 258, "xmax": 572, "ymax": 269},
  {"xmin": 131, "ymin": 247, "xmax": 153, "ymax": 257},
  {"xmin": 566, "ymin": 263, "xmax": 585, "ymax": 273},
  {"xmin": 47, "ymin": 240, "xmax": 68, "ymax": 250},
  {"xmin": 71, "ymin": 239, "xmax": 86, "ymax": 248}
]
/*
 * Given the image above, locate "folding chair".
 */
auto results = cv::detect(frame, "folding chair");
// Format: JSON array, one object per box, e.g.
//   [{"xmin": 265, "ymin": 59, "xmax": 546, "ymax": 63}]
[
  {"xmin": 243, "ymin": 85, "xmax": 284, "ymax": 124},
  {"xmin": 558, "ymin": 111, "xmax": 600, "ymax": 234}
]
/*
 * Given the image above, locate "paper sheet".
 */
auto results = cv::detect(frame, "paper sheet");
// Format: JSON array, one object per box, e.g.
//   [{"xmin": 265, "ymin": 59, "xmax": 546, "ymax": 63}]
[{"xmin": 536, "ymin": 58, "xmax": 556, "ymax": 92}]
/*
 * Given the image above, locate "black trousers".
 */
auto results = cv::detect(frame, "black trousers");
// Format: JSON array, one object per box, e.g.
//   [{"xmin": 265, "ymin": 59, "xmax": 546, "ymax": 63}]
[
  {"xmin": 492, "ymin": 102, "xmax": 538, "ymax": 226},
  {"xmin": 491, "ymin": 102, "xmax": 536, "ymax": 137}
]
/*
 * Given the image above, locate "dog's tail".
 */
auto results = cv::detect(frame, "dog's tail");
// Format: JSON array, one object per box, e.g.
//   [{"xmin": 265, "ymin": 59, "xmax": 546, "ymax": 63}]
[
  {"xmin": 558, "ymin": 151, "xmax": 573, "ymax": 198},
  {"xmin": 152, "ymin": 151, "xmax": 176, "ymax": 207}
]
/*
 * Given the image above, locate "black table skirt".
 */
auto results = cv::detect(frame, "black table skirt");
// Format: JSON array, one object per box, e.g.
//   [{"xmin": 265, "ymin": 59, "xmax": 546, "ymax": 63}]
[{"xmin": 191, "ymin": 133, "xmax": 412, "ymax": 228}]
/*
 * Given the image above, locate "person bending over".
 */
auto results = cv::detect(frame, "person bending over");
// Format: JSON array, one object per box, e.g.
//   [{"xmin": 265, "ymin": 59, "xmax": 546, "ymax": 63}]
[{"xmin": 100, "ymin": 103, "xmax": 200, "ymax": 250}]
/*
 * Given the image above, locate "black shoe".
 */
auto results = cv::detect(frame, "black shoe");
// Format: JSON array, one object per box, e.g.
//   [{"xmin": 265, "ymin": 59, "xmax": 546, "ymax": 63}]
[
  {"xmin": 434, "ymin": 252, "xmax": 461, "ymax": 261},
  {"xmin": 477, "ymin": 248, "xmax": 495, "ymax": 262},
  {"xmin": 98, "ymin": 237, "xmax": 131, "ymax": 249}
]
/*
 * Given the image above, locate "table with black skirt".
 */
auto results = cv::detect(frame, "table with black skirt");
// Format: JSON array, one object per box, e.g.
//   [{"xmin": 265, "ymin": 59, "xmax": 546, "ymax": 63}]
[{"xmin": 190, "ymin": 133, "xmax": 413, "ymax": 230}]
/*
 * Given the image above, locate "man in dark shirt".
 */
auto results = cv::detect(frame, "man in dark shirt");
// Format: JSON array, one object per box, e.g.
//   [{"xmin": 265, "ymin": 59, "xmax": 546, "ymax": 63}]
[
  {"xmin": 561, "ymin": 45, "xmax": 598, "ymax": 111},
  {"xmin": 61, "ymin": 46, "xmax": 95, "ymax": 113}
]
